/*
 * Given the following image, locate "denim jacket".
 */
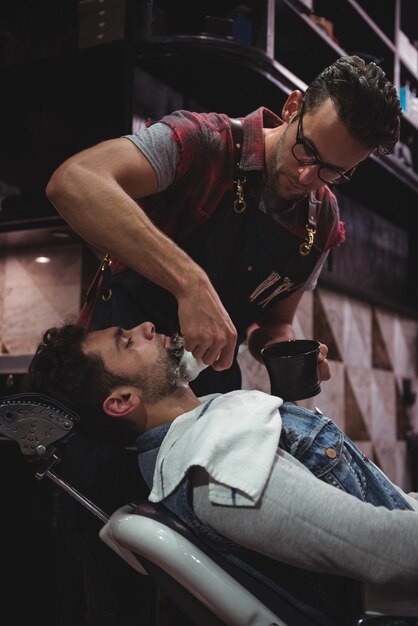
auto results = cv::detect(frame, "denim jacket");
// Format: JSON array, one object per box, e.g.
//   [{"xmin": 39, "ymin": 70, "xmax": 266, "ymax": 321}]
[{"xmin": 136, "ymin": 402, "xmax": 412, "ymax": 625}]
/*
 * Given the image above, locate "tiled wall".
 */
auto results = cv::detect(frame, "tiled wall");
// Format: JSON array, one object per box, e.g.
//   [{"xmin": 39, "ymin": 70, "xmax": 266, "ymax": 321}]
[
  {"xmin": 1, "ymin": 245, "xmax": 417, "ymax": 491},
  {"xmin": 238, "ymin": 288, "xmax": 418, "ymax": 492},
  {"xmin": 0, "ymin": 245, "xmax": 82, "ymax": 355}
]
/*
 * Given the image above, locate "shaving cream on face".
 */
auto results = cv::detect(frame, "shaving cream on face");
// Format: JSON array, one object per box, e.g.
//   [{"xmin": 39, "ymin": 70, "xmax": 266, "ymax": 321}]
[{"xmin": 179, "ymin": 349, "xmax": 209, "ymax": 382}]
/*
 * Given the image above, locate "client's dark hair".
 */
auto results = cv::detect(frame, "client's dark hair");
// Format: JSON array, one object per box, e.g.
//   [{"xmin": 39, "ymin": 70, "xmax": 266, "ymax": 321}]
[
  {"xmin": 304, "ymin": 55, "xmax": 401, "ymax": 155},
  {"xmin": 24, "ymin": 324, "xmax": 137, "ymax": 445}
]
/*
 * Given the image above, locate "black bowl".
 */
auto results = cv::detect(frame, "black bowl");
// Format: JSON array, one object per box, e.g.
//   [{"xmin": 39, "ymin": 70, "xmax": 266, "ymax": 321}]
[{"xmin": 261, "ymin": 339, "xmax": 321, "ymax": 401}]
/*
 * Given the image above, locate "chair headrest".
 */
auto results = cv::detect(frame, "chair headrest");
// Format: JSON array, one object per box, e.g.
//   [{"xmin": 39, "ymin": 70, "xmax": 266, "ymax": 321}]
[{"xmin": 0, "ymin": 392, "xmax": 79, "ymax": 458}]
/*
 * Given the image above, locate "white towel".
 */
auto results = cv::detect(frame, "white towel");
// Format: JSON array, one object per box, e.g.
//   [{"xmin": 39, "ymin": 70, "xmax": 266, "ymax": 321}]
[{"xmin": 149, "ymin": 390, "xmax": 283, "ymax": 507}]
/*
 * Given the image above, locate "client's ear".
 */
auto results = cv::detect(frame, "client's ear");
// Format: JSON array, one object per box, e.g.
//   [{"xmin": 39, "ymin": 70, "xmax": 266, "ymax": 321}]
[{"xmin": 103, "ymin": 388, "xmax": 141, "ymax": 417}]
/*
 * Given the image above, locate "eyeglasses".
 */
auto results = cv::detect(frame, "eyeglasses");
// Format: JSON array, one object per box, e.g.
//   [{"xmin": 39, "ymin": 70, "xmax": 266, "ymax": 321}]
[{"xmin": 291, "ymin": 103, "xmax": 356, "ymax": 185}]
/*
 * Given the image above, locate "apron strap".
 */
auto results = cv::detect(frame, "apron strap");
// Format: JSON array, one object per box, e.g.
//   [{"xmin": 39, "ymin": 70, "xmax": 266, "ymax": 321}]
[
  {"xmin": 299, "ymin": 192, "xmax": 321, "ymax": 257},
  {"xmin": 230, "ymin": 118, "xmax": 244, "ymax": 176},
  {"xmin": 230, "ymin": 118, "xmax": 247, "ymax": 214}
]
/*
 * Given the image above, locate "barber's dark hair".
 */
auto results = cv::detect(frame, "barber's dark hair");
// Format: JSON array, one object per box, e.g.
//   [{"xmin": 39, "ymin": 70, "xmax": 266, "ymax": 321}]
[
  {"xmin": 24, "ymin": 324, "xmax": 138, "ymax": 445},
  {"xmin": 304, "ymin": 55, "xmax": 401, "ymax": 156}
]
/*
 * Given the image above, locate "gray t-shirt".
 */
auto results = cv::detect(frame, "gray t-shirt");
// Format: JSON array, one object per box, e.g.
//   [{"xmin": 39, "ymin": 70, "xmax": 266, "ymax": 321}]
[{"xmin": 125, "ymin": 123, "xmax": 178, "ymax": 191}]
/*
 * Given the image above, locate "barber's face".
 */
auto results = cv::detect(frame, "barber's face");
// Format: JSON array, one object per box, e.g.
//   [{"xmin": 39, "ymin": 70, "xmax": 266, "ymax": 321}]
[
  {"xmin": 269, "ymin": 97, "xmax": 370, "ymax": 201},
  {"xmin": 83, "ymin": 322, "xmax": 186, "ymax": 403}
]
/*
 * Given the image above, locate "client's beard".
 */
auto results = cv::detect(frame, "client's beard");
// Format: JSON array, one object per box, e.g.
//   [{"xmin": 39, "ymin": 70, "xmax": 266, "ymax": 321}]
[
  {"xmin": 130, "ymin": 333, "xmax": 208, "ymax": 405},
  {"xmin": 167, "ymin": 332, "xmax": 184, "ymax": 362},
  {"xmin": 131, "ymin": 335, "xmax": 183, "ymax": 404}
]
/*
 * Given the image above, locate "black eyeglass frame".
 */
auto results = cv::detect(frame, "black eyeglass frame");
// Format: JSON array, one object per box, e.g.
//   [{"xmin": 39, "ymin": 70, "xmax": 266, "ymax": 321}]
[{"xmin": 291, "ymin": 102, "xmax": 356, "ymax": 185}]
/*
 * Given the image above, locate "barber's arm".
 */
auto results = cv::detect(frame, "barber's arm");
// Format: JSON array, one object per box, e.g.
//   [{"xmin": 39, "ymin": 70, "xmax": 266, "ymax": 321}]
[
  {"xmin": 247, "ymin": 290, "xmax": 331, "ymax": 381},
  {"xmin": 46, "ymin": 138, "xmax": 237, "ymax": 369}
]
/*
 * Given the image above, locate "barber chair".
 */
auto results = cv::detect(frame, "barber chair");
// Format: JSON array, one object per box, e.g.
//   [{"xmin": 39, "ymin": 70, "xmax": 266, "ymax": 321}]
[{"xmin": 1, "ymin": 392, "xmax": 417, "ymax": 626}]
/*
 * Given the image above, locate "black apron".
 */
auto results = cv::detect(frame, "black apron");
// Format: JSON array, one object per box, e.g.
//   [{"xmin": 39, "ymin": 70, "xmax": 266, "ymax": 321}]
[{"xmin": 90, "ymin": 179, "xmax": 322, "ymax": 395}]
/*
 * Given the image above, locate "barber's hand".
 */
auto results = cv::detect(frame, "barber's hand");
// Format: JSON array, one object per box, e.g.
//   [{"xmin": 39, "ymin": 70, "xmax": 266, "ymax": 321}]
[
  {"xmin": 317, "ymin": 342, "xmax": 331, "ymax": 382},
  {"xmin": 177, "ymin": 280, "xmax": 237, "ymax": 371}
]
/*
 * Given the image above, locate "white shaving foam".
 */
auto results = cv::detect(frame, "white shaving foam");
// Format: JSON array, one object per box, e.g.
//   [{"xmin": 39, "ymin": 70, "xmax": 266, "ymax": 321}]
[{"xmin": 179, "ymin": 349, "xmax": 209, "ymax": 382}]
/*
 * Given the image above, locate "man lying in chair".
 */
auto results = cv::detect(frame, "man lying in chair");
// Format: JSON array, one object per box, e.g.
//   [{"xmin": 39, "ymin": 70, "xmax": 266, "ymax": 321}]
[{"xmin": 24, "ymin": 321, "xmax": 418, "ymax": 625}]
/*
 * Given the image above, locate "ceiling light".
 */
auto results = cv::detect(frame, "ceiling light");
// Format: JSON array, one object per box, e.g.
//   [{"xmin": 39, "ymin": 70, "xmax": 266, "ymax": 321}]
[{"xmin": 51, "ymin": 230, "xmax": 71, "ymax": 239}]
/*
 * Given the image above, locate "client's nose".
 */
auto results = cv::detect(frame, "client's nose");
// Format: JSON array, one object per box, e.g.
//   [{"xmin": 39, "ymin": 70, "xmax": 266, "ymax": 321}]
[{"xmin": 133, "ymin": 322, "xmax": 155, "ymax": 341}]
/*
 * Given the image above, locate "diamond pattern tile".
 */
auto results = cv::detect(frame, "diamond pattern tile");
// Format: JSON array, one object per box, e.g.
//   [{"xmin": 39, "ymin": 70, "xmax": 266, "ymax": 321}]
[
  {"xmin": 239, "ymin": 287, "xmax": 418, "ymax": 490},
  {"xmin": 313, "ymin": 290, "xmax": 343, "ymax": 361}
]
